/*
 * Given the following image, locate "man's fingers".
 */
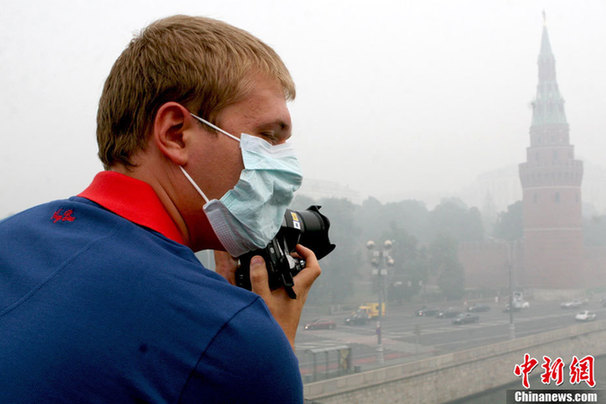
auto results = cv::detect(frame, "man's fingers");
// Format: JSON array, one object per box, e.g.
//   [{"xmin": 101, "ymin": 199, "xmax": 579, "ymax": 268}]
[
  {"xmin": 214, "ymin": 251, "xmax": 237, "ymax": 285},
  {"xmin": 249, "ymin": 246, "xmax": 321, "ymax": 304},
  {"xmin": 295, "ymin": 245, "xmax": 319, "ymax": 266},
  {"xmin": 293, "ymin": 244, "xmax": 322, "ymax": 291},
  {"xmin": 249, "ymin": 255, "xmax": 271, "ymax": 298}
]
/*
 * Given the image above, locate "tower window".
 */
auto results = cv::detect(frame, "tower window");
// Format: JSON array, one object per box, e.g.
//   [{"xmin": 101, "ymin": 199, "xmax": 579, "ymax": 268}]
[{"xmin": 554, "ymin": 192, "xmax": 560, "ymax": 203}]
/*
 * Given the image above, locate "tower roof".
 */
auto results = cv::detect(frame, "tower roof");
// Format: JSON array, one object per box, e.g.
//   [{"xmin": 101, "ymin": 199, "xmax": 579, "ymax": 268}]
[
  {"xmin": 531, "ymin": 17, "xmax": 567, "ymax": 127},
  {"xmin": 539, "ymin": 25, "xmax": 553, "ymax": 57}
]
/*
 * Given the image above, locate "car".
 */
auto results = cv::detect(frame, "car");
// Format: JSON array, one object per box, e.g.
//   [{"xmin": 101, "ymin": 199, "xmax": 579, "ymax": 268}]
[
  {"xmin": 561, "ymin": 299, "xmax": 585, "ymax": 309},
  {"xmin": 467, "ymin": 304, "xmax": 490, "ymax": 312},
  {"xmin": 344, "ymin": 310, "xmax": 369, "ymax": 325},
  {"xmin": 503, "ymin": 301, "xmax": 529, "ymax": 311},
  {"xmin": 503, "ymin": 304, "xmax": 521, "ymax": 312},
  {"xmin": 304, "ymin": 319, "xmax": 336, "ymax": 330},
  {"xmin": 416, "ymin": 307, "xmax": 441, "ymax": 317},
  {"xmin": 504, "ymin": 300, "xmax": 530, "ymax": 311},
  {"xmin": 437, "ymin": 308, "xmax": 461, "ymax": 318},
  {"xmin": 575, "ymin": 311, "xmax": 596, "ymax": 322},
  {"xmin": 452, "ymin": 313, "xmax": 479, "ymax": 325},
  {"xmin": 514, "ymin": 300, "xmax": 530, "ymax": 309}
]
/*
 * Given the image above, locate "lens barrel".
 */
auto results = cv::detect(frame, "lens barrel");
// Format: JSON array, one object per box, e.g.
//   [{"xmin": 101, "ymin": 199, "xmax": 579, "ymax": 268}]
[{"xmin": 235, "ymin": 205, "xmax": 335, "ymax": 297}]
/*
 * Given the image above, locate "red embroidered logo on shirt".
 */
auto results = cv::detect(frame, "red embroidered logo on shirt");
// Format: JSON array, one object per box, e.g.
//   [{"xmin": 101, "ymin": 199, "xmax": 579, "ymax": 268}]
[{"xmin": 52, "ymin": 208, "xmax": 76, "ymax": 223}]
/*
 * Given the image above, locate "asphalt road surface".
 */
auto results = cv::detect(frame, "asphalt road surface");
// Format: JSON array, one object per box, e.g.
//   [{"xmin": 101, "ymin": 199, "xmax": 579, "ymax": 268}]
[{"xmin": 296, "ymin": 299, "xmax": 606, "ymax": 377}]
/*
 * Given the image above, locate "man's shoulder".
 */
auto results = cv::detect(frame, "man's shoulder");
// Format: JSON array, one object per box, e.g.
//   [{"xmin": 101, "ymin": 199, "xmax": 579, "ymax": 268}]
[
  {"xmin": 180, "ymin": 297, "xmax": 303, "ymax": 403},
  {"xmin": 2, "ymin": 196, "xmax": 195, "ymax": 260},
  {"xmin": 0, "ymin": 196, "xmax": 238, "ymax": 318},
  {"xmin": 2, "ymin": 197, "xmax": 133, "ymax": 237}
]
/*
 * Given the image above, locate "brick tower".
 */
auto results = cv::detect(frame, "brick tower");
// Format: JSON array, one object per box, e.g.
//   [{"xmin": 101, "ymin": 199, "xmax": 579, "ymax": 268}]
[{"xmin": 518, "ymin": 20, "xmax": 585, "ymax": 290}]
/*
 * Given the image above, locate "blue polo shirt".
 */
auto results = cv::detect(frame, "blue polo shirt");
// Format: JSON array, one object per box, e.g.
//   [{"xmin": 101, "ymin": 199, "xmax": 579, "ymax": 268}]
[{"xmin": 0, "ymin": 171, "xmax": 302, "ymax": 403}]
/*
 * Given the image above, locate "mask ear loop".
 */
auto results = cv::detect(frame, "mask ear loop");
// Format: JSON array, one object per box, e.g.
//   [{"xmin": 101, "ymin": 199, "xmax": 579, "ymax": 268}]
[
  {"xmin": 181, "ymin": 113, "xmax": 241, "ymax": 204},
  {"xmin": 190, "ymin": 113, "xmax": 240, "ymax": 142},
  {"xmin": 179, "ymin": 166, "xmax": 210, "ymax": 204}
]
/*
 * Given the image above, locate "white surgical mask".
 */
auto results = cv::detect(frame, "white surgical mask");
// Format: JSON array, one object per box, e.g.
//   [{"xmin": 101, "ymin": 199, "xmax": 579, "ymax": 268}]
[{"xmin": 180, "ymin": 113, "xmax": 303, "ymax": 256}]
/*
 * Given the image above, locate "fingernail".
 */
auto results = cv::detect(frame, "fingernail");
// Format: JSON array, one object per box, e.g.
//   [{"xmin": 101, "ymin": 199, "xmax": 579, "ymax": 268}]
[{"xmin": 251, "ymin": 256, "xmax": 263, "ymax": 266}]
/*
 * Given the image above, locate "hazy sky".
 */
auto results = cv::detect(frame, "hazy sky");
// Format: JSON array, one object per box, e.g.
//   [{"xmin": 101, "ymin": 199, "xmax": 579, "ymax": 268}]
[{"xmin": 1, "ymin": 0, "xmax": 605, "ymax": 218}]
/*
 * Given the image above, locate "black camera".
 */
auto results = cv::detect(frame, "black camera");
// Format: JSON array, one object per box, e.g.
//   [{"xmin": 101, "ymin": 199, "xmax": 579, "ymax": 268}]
[{"xmin": 235, "ymin": 205, "xmax": 335, "ymax": 299}]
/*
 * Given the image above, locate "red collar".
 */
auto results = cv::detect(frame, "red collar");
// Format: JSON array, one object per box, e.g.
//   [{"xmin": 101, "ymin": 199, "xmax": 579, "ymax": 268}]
[{"xmin": 78, "ymin": 171, "xmax": 185, "ymax": 245}]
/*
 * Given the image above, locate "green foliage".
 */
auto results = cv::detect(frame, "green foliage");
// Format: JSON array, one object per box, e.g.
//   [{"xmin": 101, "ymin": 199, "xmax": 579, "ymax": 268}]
[
  {"xmin": 301, "ymin": 197, "xmax": 360, "ymax": 304},
  {"xmin": 291, "ymin": 194, "xmax": 483, "ymax": 304},
  {"xmin": 428, "ymin": 198, "xmax": 484, "ymax": 242},
  {"xmin": 381, "ymin": 223, "xmax": 429, "ymax": 300},
  {"xmin": 429, "ymin": 234, "xmax": 465, "ymax": 300},
  {"xmin": 291, "ymin": 193, "xmax": 606, "ymax": 304},
  {"xmin": 493, "ymin": 201, "xmax": 523, "ymax": 241}
]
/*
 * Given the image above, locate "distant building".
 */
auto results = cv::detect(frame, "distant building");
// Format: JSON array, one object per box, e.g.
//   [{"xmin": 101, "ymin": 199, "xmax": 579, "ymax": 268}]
[
  {"xmin": 518, "ymin": 21, "xmax": 585, "ymax": 290},
  {"xmin": 460, "ymin": 19, "xmax": 606, "ymax": 298},
  {"xmin": 459, "ymin": 162, "xmax": 606, "ymax": 217},
  {"xmin": 459, "ymin": 165, "xmax": 523, "ymax": 213}
]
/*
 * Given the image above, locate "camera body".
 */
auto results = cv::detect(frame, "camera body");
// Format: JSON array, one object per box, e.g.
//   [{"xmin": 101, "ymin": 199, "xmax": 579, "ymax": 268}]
[{"xmin": 236, "ymin": 205, "xmax": 335, "ymax": 299}]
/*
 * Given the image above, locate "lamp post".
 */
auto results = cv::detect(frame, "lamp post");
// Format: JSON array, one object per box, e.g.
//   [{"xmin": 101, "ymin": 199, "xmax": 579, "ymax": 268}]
[
  {"xmin": 507, "ymin": 240, "xmax": 516, "ymax": 339},
  {"xmin": 490, "ymin": 236, "xmax": 517, "ymax": 340},
  {"xmin": 366, "ymin": 240, "xmax": 394, "ymax": 365}
]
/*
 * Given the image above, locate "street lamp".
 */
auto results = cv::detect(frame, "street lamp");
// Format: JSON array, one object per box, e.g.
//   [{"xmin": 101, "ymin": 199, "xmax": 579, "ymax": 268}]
[
  {"xmin": 490, "ymin": 236, "xmax": 517, "ymax": 340},
  {"xmin": 507, "ymin": 240, "xmax": 516, "ymax": 339},
  {"xmin": 366, "ymin": 239, "xmax": 394, "ymax": 365}
]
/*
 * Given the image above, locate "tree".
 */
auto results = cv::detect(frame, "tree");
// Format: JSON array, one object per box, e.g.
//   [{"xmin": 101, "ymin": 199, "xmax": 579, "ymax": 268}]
[
  {"xmin": 305, "ymin": 197, "xmax": 360, "ymax": 304},
  {"xmin": 428, "ymin": 198, "xmax": 484, "ymax": 243},
  {"xmin": 493, "ymin": 201, "xmax": 523, "ymax": 241},
  {"xmin": 358, "ymin": 197, "xmax": 430, "ymax": 244},
  {"xmin": 381, "ymin": 223, "xmax": 429, "ymax": 301},
  {"xmin": 429, "ymin": 234, "xmax": 465, "ymax": 300}
]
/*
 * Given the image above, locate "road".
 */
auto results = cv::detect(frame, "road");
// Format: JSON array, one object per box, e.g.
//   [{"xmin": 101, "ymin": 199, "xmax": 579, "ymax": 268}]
[{"xmin": 295, "ymin": 299, "xmax": 606, "ymax": 379}]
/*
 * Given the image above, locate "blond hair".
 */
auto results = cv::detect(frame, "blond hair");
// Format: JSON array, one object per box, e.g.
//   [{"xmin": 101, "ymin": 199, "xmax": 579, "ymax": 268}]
[{"xmin": 96, "ymin": 15, "xmax": 295, "ymax": 169}]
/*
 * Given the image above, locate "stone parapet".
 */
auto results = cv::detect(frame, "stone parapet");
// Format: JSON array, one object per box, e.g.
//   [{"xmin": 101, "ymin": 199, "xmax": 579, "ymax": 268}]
[{"xmin": 304, "ymin": 320, "xmax": 606, "ymax": 403}]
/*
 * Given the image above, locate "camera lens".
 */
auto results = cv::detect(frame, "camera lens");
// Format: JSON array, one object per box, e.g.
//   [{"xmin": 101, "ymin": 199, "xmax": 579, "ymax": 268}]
[{"xmin": 287, "ymin": 206, "xmax": 335, "ymax": 260}]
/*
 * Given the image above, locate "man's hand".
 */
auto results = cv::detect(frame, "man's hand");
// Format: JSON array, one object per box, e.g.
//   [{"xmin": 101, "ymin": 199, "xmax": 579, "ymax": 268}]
[
  {"xmin": 214, "ymin": 250, "xmax": 238, "ymax": 285},
  {"xmin": 250, "ymin": 244, "xmax": 322, "ymax": 350}
]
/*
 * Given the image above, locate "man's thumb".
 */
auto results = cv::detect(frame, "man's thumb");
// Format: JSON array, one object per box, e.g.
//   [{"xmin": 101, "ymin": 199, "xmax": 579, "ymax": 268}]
[{"xmin": 249, "ymin": 255, "xmax": 270, "ymax": 296}]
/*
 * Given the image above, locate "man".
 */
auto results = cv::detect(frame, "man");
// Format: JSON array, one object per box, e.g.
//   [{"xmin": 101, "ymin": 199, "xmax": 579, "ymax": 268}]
[{"xmin": 0, "ymin": 15, "xmax": 320, "ymax": 403}]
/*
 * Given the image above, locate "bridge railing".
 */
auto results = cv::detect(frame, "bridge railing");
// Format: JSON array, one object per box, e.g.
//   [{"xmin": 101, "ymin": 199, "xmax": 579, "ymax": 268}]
[{"xmin": 304, "ymin": 320, "xmax": 606, "ymax": 403}]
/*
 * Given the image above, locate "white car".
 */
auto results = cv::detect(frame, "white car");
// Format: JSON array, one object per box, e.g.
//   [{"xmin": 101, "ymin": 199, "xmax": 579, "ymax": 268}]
[
  {"xmin": 575, "ymin": 311, "xmax": 596, "ymax": 322},
  {"xmin": 561, "ymin": 299, "xmax": 584, "ymax": 309}
]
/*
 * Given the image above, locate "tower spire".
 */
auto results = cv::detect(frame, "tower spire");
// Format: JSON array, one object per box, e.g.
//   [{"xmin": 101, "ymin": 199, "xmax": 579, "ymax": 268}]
[
  {"xmin": 533, "ymin": 19, "xmax": 565, "ymax": 127},
  {"xmin": 518, "ymin": 17, "xmax": 584, "ymax": 290},
  {"xmin": 539, "ymin": 18, "xmax": 553, "ymax": 57}
]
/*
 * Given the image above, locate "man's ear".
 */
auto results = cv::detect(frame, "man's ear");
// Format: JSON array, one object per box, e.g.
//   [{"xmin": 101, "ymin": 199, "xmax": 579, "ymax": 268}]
[{"xmin": 153, "ymin": 102, "xmax": 195, "ymax": 166}]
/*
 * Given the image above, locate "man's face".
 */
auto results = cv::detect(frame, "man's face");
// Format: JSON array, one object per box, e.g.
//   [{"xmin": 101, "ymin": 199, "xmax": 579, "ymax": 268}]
[{"xmin": 187, "ymin": 73, "xmax": 293, "ymax": 201}]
